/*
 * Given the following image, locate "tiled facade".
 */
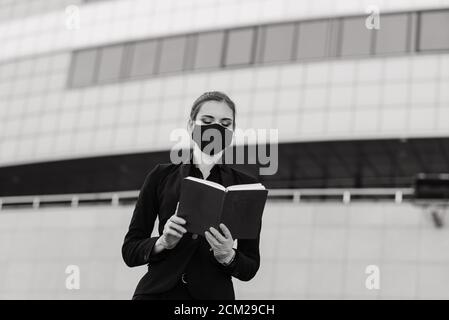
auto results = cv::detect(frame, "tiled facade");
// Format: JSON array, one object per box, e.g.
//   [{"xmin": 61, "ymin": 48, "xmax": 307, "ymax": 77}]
[
  {"xmin": 0, "ymin": 0, "xmax": 82, "ymax": 22},
  {"xmin": 1, "ymin": 52, "xmax": 449, "ymax": 166},
  {"xmin": 1, "ymin": 202, "xmax": 448, "ymax": 299},
  {"xmin": 1, "ymin": 0, "xmax": 449, "ymax": 300},
  {"xmin": 1, "ymin": 0, "xmax": 449, "ymax": 166}
]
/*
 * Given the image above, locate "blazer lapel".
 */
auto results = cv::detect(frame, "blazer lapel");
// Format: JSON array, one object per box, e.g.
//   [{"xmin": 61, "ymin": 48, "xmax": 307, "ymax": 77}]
[
  {"xmin": 173, "ymin": 156, "xmax": 193, "ymax": 201},
  {"xmin": 179, "ymin": 163, "xmax": 192, "ymax": 179},
  {"xmin": 179, "ymin": 150, "xmax": 194, "ymax": 179}
]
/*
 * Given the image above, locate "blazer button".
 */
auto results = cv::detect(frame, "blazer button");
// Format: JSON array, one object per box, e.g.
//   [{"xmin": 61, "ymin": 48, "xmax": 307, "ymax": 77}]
[{"xmin": 192, "ymin": 233, "xmax": 198, "ymax": 240}]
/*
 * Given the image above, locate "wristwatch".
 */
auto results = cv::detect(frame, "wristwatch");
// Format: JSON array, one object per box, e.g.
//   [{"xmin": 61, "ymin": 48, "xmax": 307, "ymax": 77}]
[{"xmin": 221, "ymin": 249, "xmax": 237, "ymax": 266}]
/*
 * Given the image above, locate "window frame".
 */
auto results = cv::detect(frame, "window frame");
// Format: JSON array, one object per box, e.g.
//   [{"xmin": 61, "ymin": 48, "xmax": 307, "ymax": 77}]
[
  {"xmin": 339, "ymin": 14, "xmax": 375, "ymax": 57},
  {"xmin": 68, "ymin": 48, "xmax": 100, "ymax": 88},
  {"xmin": 256, "ymin": 21, "xmax": 298, "ymax": 64},
  {"xmin": 158, "ymin": 35, "xmax": 190, "ymax": 74},
  {"xmin": 372, "ymin": 12, "xmax": 413, "ymax": 56},
  {"xmin": 417, "ymin": 9, "xmax": 449, "ymax": 52},
  {"xmin": 96, "ymin": 43, "xmax": 127, "ymax": 84},
  {"xmin": 223, "ymin": 26, "xmax": 258, "ymax": 67},
  {"xmin": 125, "ymin": 39, "xmax": 161, "ymax": 79}
]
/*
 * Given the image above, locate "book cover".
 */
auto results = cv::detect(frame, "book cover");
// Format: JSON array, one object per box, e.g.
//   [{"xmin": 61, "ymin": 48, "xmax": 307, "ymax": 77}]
[{"xmin": 177, "ymin": 177, "xmax": 268, "ymax": 239}]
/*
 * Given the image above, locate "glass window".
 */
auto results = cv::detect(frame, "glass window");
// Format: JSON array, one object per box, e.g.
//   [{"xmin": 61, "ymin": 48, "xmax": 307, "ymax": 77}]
[
  {"xmin": 340, "ymin": 16, "xmax": 373, "ymax": 56},
  {"xmin": 419, "ymin": 10, "xmax": 449, "ymax": 51},
  {"xmin": 193, "ymin": 31, "xmax": 225, "ymax": 69},
  {"xmin": 97, "ymin": 44, "xmax": 125, "ymax": 83},
  {"xmin": 375, "ymin": 13, "xmax": 409, "ymax": 54},
  {"xmin": 128, "ymin": 40, "xmax": 159, "ymax": 77},
  {"xmin": 158, "ymin": 36, "xmax": 187, "ymax": 73},
  {"xmin": 296, "ymin": 20, "xmax": 329, "ymax": 60},
  {"xmin": 69, "ymin": 49, "xmax": 98, "ymax": 87},
  {"xmin": 224, "ymin": 27, "xmax": 255, "ymax": 66},
  {"xmin": 259, "ymin": 23, "xmax": 296, "ymax": 63}
]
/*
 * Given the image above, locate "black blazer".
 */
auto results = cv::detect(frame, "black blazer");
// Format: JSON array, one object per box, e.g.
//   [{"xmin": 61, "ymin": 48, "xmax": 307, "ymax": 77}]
[{"xmin": 121, "ymin": 161, "xmax": 262, "ymax": 300}]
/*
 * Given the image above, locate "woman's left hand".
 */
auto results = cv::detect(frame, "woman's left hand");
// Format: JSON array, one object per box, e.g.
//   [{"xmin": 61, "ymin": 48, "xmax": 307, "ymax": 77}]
[{"xmin": 205, "ymin": 223, "xmax": 236, "ymax": 265}]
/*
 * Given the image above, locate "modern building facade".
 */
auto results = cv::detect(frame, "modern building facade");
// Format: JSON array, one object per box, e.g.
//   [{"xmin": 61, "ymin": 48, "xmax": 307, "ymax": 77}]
[
  {"xmin": 1, "ymin": 0, "xmax": 449, "ymax": 299},
  {"xmin": 1, "ymin": 0, "xmax": 449, "ymax": 194}
]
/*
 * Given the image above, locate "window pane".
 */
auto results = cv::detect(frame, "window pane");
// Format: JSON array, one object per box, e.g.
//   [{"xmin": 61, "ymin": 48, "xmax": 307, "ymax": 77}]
[
  {"xmin": 97, "ymin": 45, "xmax": 125, "ymax": 83},
  {"xmin": 224, "ymin": 28, "xmax": 255, "ymax": 66},
  {"xmin": 260, "ymin": 23, "xmax": 296, "ymax": 63},
  {"xmin": 159, "ymin": 36, "xmax": 187, "ymax": 73},
  {"xmin": 340, "ymin": 17, "xmax": 373, "ymax": 56},
  {"xmin": 70, "ymin": 49, "xmax": 98, "ymax": 87},
  {"xmin": 375, "ymin": 14, "xmax": 409, "ymax": 54},
  {"xmin": 296, "ymin": 20, "xmax": 329, "ymax": 60},
  {"xmin": 420, "ymin": 10, "xmax": 449, "ymax": 51},
  {"xmin": 129, "ymin": 40, "xmax": 158, "ymax": 77},
  {"xmin": 194, "ymin": 31, "xmax": 225, "ymax": 69}
]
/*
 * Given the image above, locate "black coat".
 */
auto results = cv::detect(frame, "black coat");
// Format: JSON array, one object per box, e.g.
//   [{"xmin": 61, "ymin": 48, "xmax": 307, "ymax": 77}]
[{"xmin": 121, "ymin": 161, "xmax": 262, "ymax": 299}]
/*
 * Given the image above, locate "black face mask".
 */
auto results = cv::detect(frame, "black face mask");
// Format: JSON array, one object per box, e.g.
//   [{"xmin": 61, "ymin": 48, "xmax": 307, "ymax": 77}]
[{"xmin": 192, "ymin": 123, "xmax": 233, "ymax": 156}]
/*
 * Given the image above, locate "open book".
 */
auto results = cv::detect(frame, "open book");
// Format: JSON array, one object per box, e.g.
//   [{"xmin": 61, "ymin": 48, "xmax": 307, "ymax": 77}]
[{"xmin": 177, "ymin": 176, "xmax": 268, "ymax": 239}]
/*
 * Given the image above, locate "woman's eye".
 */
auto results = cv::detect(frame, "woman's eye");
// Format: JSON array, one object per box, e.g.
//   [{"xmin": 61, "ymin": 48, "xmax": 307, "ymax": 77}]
[
  {"xmin": 221, "ymin": 121, "xmax": 232, "ymax": 127},
  {"xmin": 202, "ymin": 119, "xmax": 213, "ymax": 124}
]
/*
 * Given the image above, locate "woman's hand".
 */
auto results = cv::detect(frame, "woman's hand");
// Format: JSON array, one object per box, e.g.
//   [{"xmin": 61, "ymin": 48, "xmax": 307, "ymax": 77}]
[
  {"xmin": 205, "ymin": 223, "xmax": 236, "ymax": 265},
  {"xmin": 154, "ymin": 203, "xmax": 187, "ymax": 253}
]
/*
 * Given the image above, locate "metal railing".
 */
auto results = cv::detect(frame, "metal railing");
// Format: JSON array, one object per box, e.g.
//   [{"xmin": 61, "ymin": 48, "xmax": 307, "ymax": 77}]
[{"xmin": 0, "ymin": 188, "xmax": 416, "ymax": 210}]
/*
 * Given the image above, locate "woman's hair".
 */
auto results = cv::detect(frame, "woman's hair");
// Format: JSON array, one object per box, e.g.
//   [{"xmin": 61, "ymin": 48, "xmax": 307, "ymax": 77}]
[{"xmin": 189, "ymin": 91, "xmax": 236, "ymax": 127}]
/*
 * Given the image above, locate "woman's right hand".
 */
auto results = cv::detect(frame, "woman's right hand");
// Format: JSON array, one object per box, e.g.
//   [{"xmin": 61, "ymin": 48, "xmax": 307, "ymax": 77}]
[{"xmin": 155, "ymin": 203, "xmax": 187, "ymax": 251}]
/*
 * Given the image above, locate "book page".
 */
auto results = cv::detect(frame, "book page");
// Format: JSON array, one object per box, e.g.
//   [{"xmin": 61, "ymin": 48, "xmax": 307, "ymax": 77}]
[
  {"xmin": 185, "ymin": 176, "xmax": 226, "ymax": 191},
  {"xmin": 226, "ymin": 183, "xmax": 266, "ymax": 191}
]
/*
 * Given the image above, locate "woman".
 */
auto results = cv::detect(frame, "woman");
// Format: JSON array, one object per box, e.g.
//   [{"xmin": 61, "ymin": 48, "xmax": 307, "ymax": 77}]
[{"xmin": 122, "ymin": 91, "xmax": 262, "ymax": 300}]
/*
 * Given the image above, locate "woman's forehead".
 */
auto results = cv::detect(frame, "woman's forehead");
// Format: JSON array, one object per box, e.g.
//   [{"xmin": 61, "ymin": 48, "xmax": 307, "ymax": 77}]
[{"xmin": 197, "ymin": 100, "xmax": 233, "ymax": 119}]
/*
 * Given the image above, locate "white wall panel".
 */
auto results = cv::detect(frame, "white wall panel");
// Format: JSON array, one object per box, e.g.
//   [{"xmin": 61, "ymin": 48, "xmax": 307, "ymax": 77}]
[
  {"xmin": 0, "ymin": 2, "xmax": 449, "ymax": 166},
  {"xmin": 2, "ymin": 0, "xmax": 449, "ymax": 63},
  {"xmin": 2, "ymin": 202, "xmax": 447, "ymax": 299},
  {"xmin": 1, "ymin": 53, "xmax": 449, "ymax": 165}
]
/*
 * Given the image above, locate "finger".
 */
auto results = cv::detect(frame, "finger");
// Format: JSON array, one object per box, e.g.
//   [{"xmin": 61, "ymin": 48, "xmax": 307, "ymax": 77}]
[
  {"xmin": 168, "ymin": 221, "xmax": 187, "ymax": 234},
  {"xmin": 204, "ymin": 232, "xmax": 215, "ymax": 248},
  {"xmin": 166, "ymin": 229, "xmax": 183, "ymax": 238},
  {"xmin": 205, "ymin": 232, "xmax": 219, "ymax": 249},
  {"xmin": 209, "ymin": 227, "xmax": 226, "ymax": 243},
  {"xmin": 170, "ymin": 215, "xmax": 186, "ymax": 225},
  {"xmin": 205, "ymin": 231, "xmax": 221, "ymax": 247},
  {"xmin": 219, "ymin": 223, "xmax": 233, "ymax": 239}
]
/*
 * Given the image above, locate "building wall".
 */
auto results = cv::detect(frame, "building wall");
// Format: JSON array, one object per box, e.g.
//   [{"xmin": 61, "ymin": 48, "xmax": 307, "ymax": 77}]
[
  {"xmin": 1, "ymin": 201, "xmax": 448, "ymax": 299},
  {"xmin": 1, "ymin": 0, "xmax": 449, "ymax": 61},
  {"xmin": 0, "ymin": 0, "xmax": 82, "ymax": 22},
  {"xmin": 2, "ymin": 0, "xmax": 449, "ymax": 301},
  {"xmin": 1, "ymin": 51, "xmax": 449, "ymax": 166},
  {"xmin": 1, "ymin": 0, "xmax": 449, "ymax": 167}
]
